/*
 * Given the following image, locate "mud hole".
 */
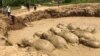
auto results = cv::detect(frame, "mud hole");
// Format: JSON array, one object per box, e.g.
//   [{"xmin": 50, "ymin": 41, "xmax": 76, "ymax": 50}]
[{"xmin": 0, "ymin": 3, "xmax": 100, "ymax": 56}]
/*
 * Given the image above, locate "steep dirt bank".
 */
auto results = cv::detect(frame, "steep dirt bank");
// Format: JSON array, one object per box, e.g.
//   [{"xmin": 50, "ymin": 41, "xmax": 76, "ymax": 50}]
[
  {"xmin": 9, "ymin": 3, "xmax": 100, "ymax": 30},
  {"xmin": 1, "ymin": 3, "xmax": 99, "ymax": 30},
  {"xmin": 0, "ymin": 3, "xmax": 100, "ymax": 30}
]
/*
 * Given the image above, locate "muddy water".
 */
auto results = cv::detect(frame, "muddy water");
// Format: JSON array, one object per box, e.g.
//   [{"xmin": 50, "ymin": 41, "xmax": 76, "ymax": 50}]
[{"xmin": 8, "ymin": 17, "xmax": 100, "ymax": 56}]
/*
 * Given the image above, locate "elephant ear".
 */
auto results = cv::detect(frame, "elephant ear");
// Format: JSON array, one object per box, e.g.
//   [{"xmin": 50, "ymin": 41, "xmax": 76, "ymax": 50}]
[
  {"xmin": 33, "ymin": 31, "xmax": 44, "ymax": 40},
  {"xmin": 42, "ymin": 31, "xmax": 53, "ymax": 39}
]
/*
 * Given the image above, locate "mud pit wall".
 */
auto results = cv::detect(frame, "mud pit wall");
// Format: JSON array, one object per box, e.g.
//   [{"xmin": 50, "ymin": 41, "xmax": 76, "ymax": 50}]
[
  {"xmin": 16, "ymin": 7, "xmax": 100, "ymax": 23},
  {"xmin": 1, "ymin": 3, "xmax": 100, "ymax": 30},
  {"xmin": 0, "ymin": 3, "xmax": 100, "ymax": 30},
  {"xmin": 16, "ymin": 3, "xmax": 100, "ymax": 23},
  {"xmin": 11, "ymin": 4, "xmax": 100, "ymax": 30}
]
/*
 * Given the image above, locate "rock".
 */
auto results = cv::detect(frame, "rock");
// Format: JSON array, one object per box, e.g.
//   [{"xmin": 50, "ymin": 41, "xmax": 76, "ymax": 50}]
[
  {"xmin": 80, "ymin": 37, "xmax": 100, "ymax": 48},
  {"xmin": 33, "ymin": 39, "xmax": 55, "ymax": 51},
  {"xmin": 42, "ymin": 31, "xmax": 68, "ymax": 49}
]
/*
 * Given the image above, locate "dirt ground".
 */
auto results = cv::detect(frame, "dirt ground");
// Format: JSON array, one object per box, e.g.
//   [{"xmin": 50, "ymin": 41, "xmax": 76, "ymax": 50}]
[{"xmin": 7, "ymin": 17, "xmax": 100, "ymax": 56}]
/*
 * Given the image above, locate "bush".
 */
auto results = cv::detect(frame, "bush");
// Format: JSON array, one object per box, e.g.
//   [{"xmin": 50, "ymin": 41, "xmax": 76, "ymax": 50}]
[
  {"xmin": 2, "ymin": 0, "xmax": 51, "ymax": 7},
  {"xmin": 2, "ymin": 0, "xmax": 100, "ymax": 7}
]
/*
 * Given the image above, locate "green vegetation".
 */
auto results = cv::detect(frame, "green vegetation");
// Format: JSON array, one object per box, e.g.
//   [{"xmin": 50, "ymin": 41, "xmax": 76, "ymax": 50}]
[
  {"xmin": 68, "ymin": 0, "xmax": 100, "ymax": 3},
  {"xmin": 2, "ymin": 0, "xmax": 51, "ymax": 7},
  {"xmin": 2, "ymin": 0, "xmax": 100, "ymax": 7}
]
